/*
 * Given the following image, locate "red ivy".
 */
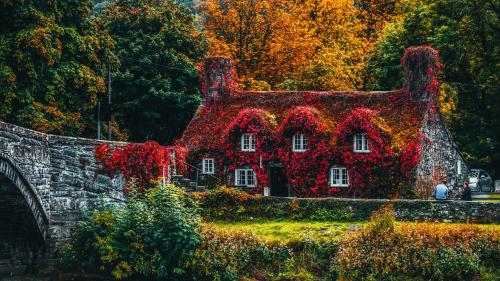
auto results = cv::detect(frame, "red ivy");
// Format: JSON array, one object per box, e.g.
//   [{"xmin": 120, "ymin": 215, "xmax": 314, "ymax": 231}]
[
  {"xmin": 402, "ymin": 45, "xmax": 442, "ymax": 99},
  {"xmin": 199, "ymin": 57, "xmax": 237, "ymax": 102},
  {"xmin": 276, "ymin": 106, "xmax": 333, "ymax": 197},
  {"xmin": 333, "ymin": 108, "xmax": 397, "ymax": 196},
  {"xmin": 95, "ymin": 141, "xmax": 185, "ymax": 193},
  {"xmin": 223, "ymin": 108, "xmax": 276, "ymax": 189}
]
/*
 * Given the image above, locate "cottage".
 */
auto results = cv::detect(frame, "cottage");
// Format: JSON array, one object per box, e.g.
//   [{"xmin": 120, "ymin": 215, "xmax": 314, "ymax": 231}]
[{"xmin": 176, "ymin": 46, "xmax": 468, "ymax": 198}]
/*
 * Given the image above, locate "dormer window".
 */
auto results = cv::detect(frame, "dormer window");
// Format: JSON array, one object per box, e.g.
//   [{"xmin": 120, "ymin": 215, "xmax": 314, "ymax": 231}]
[
  {"xmin": 353, "ymin": 133, "xmax": 370, "ymax": 153},
  {"xmin": 202, "ymin": 158, "xmax": 214, "ymax": 174},
  {"xmin": 241, "ymin": 133, "xmax": 256, "ymax": 152},
  {"xmin": 330, "ymin": 167, "xmax": 349, "ymax": 187},
  {"xmin": 292, "ymin": 134, "xmax": 308, "ymax": 152}
]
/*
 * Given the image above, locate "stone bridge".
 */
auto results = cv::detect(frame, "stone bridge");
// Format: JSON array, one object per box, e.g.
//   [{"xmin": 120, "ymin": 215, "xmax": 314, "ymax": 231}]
[{"xmin": 0, "ymin": 121, "xmax": 125, "ymax": 276}]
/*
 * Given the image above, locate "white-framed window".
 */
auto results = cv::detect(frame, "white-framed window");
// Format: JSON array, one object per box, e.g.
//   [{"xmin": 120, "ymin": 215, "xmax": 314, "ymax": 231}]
[
  {"xmin": 457, "ymin": 161, "xmax": 462, "ymax": 175},
  {"xmin": 292, "ymin": 134, "xmax": 308, "ymax": 152},
  {"xmin": 202, "ymin": 158, "xmax": 214, "ymax": 174},
  {"xmin": 353, "ymin": 133, "xmax": 370, "ymax": 153},
  {"xmin": 235, "ymin": 169, "xmax": 256, "ymax": 187},
  {"xmin": 241, "ymin": 133, "xmax": 256, "ymax": 152},
  {"xmin": 330, "ymin": 167, "xmax": 349, "ymax": 187}
]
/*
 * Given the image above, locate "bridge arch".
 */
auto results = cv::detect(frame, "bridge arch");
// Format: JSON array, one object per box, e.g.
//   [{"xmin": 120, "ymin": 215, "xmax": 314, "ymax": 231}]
[{"xmin": 0, "ymin": 153, "xmax": 49, "ymax": 243}]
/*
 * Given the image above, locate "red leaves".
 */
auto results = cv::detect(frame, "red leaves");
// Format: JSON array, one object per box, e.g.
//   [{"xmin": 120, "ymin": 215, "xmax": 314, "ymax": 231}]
[
  {"xmin": 333, "ymin": 108, "xmax": 397, "ymax": 195},
  {"xmin": 401, "ymin": 45, "xmax": 442, "ymax": 99},
  {"xmin": 95, "ymin": 141, "xmax": 177, "ymax": 193},
  {"xmin": 276, "ymin": 107, "xmax": 332, "ymax": 196},
  {"xmin": 222, "ymin": 108, "xmax": 276, "ymax": 189}
]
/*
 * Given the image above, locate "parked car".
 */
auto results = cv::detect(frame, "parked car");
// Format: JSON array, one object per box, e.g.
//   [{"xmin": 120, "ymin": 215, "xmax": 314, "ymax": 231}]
[{"xmin": 469, "ymin": 169, "xmax": 494, "ymax": 192}]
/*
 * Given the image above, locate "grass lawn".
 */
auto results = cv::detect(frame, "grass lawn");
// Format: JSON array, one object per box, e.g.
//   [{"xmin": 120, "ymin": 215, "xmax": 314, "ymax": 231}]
[
  {"xmin": 211, "ymin": 219, "xmax": 500, "ymax": 244},
  {"xmin": 210, "ymin": 220, "xmax": 365, "ymax": 243}
]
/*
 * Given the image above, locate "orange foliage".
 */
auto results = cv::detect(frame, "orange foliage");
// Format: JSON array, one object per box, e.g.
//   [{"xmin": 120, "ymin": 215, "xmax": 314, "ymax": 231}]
[{"xmin": 198, "ymin": 0, "xmax": 370, "ymax": 90}]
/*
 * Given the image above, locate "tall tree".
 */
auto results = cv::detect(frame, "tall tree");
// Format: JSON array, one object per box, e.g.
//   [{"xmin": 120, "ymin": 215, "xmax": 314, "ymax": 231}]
[
  {"xmin": 366, "ymin": 0, "xmax": 500, "ymax": 177},
  {"xmin": 198, "ymin": 0, "xmax": 369, "ymax": 91},
  {"xmin": 99, "ymin": 0, "xmax": 206, "ymax": 144},
  {"xmin": 0, "ymin": 0, "xmax": 113, "ymax": 136}
]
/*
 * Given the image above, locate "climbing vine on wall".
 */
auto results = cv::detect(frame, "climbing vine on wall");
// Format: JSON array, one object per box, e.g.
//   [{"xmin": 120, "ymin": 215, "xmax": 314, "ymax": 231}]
[
  {"xmin": 199, "ymin": 57, "xmax": 237, "ymax": 102},
  {"xmin": 402, "ymin": 45, "xmax": 442, "ymax": 100},
  {"xmin": 223, "ymin": 108, "xmax": 276, "ymax": 189},
  {"xmin": 276, "ymin": 107, "xmax": 333, "ymax": 197},
  {"xmin": 95, "ymin": 141, "xmax": 185, "ymax": 193},
  {"xmin": 333, "ymin": 108, "xmax": 400, "ymax": 197}
]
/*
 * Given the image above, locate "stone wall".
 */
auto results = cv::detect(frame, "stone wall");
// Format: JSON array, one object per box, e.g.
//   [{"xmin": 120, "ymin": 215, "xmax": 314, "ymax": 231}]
[
  {"xmin": 0, "ymin": 121, "xmax": 126, "ymax": 276},
  {"xmin": 201, "ymin": 195, "xmax": 500, "ymax": 224},
  {"xmin": 416, "ymin": 109, "xmax": 469, "ymax": 197}
]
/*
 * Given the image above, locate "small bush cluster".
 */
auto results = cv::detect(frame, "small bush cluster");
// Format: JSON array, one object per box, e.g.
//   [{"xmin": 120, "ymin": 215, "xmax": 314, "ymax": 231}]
[
  {"xmin": 187, "ymin": 225, "xmax": 293, "ymax": 280},
  {"xmin": 196, "ymin": 186, "xmax": 250, "ymax": 220},
  {"xmin": 335, "ymin": 206, "xmax": 500, "ymax": 281}
]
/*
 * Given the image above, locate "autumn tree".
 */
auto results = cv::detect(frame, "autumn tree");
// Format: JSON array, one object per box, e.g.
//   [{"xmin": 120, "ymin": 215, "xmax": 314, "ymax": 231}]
[
  {"xmin": 293, "ymin": 0, "xmax": 368, "ymax": 90},
  {"xmin": 198, "ymin": 0, "xmax": 369, "ymax": 91},
  {"xmin": 0, "ymin": 0, "xmax": 113, "ymax": 136},
  {"xmin": 355, "ymin": 0, "xmax": 399, "ymax": 40},
  {"xmin": 366, "ymin": 0, "xmax": 500, "ymax": 177},
  {"xmin": 98, "ymin": 0, "xmax": 206, "ymax": 144}
]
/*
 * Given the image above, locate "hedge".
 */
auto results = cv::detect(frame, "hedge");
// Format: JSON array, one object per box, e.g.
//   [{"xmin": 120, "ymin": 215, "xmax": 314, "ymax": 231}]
[{"xmin": 196, "ymin": 188, "xmax": 500, "ymax": 223}]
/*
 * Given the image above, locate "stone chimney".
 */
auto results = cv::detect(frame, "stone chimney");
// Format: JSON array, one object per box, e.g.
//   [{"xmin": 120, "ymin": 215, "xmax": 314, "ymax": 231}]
[
  {"xmin": 401, "ymin": 46, "xmax": 442, "ymax": 100},
  {"xmin": 202, "ymin": 57, "xmax": 233, "ymax": 104}
]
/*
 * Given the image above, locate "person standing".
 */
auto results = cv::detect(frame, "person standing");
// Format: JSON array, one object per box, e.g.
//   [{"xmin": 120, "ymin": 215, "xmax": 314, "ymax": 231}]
[
  {"xmin": 461, "ymin": 180, "xmax": 472, "ymax": 201},
  {"xmin": 434, "ymin": 178, "xmax": 449, "ymax": 200}
]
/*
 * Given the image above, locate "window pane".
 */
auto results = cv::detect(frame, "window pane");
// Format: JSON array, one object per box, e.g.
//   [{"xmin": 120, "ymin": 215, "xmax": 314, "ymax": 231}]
[
  {"xmin": 362, "ymin": 134, "xmax": 369, "ymax": 151},
  {"xmin": 250, "ymin": 134, "xmax": 255, "ymax": 150},
  {"xmin": 303, "ymin": 135, "xmax": 308, "ymax": 150},
  {"xmin": 237, "ymin": 170, "xmax": 244, "ymax": 186},
  {"xmin": 343, "ymin": 168, "xmax": 349, "ymax": 185},
  {"xmin": 248, "ymin": 170, "xmax": 255, "ymax": 186},
  {"xmin": 331, "ymin": 167, "xmax": 349, "ymax": 186}
]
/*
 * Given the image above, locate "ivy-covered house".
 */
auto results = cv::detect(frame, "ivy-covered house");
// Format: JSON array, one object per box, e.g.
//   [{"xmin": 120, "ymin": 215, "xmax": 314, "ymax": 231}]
[{"xmin": 176, "ymin": 46, "xmax": 468, "ymax": 198}]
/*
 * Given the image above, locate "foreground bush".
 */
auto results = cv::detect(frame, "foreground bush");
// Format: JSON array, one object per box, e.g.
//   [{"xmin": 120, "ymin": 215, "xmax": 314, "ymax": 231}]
[
  {"xmin": 63, "ymin": 189, "xmax": 499, "ymax": 281},
  {"xmin": 187, "ymin": 224, "xmax": 293, "ymax": 280},
  {"xmin": 335, "ymin": 206, "xmax": 500, "ymax": 281},
  {"xmin": 62, "ymin": 185, "xmax": 201, "ymax": 280}
]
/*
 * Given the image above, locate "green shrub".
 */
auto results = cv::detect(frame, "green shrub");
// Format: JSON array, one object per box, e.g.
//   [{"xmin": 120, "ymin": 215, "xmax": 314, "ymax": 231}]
[
  {"xmin": 62, "ymin": 184, "xmax": 201, "ymax": 280},
  {"xmin": 198, "ymin": 189, "xmax": 357, "ymax": 222},
  {"xmin": 198, "ymin": 186, "xmax": 250, "ymax": 220}
]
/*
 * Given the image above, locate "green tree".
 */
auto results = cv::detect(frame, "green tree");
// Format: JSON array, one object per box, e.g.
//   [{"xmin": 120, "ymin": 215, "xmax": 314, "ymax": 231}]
[
  {"xmin": 366, "ymin": 0, "xmax": 500, "ymax": 177},
  {"xmin": 99, "ymin": 0, "xmax": 206, "ymax": 144},
  {"xmin": 0, "ymin": 0, "xmax": 113, "ymax": 136}
]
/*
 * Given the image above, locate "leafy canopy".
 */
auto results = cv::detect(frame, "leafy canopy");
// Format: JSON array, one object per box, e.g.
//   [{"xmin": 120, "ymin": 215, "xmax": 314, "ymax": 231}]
[
  {"xmin": 199, "ymin": 0, "xmax": 378, "ymax": 91},
  {"xmin": 366, "ymin": 0, "xmax": 500, "ymax": 177},
  {"xmin": 0, "ymin": 0, "xmax": 113, "ymax": 136},
  {"xmin": 98, "ymin": 0, "xmax": 207, "ymax": 144}
]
